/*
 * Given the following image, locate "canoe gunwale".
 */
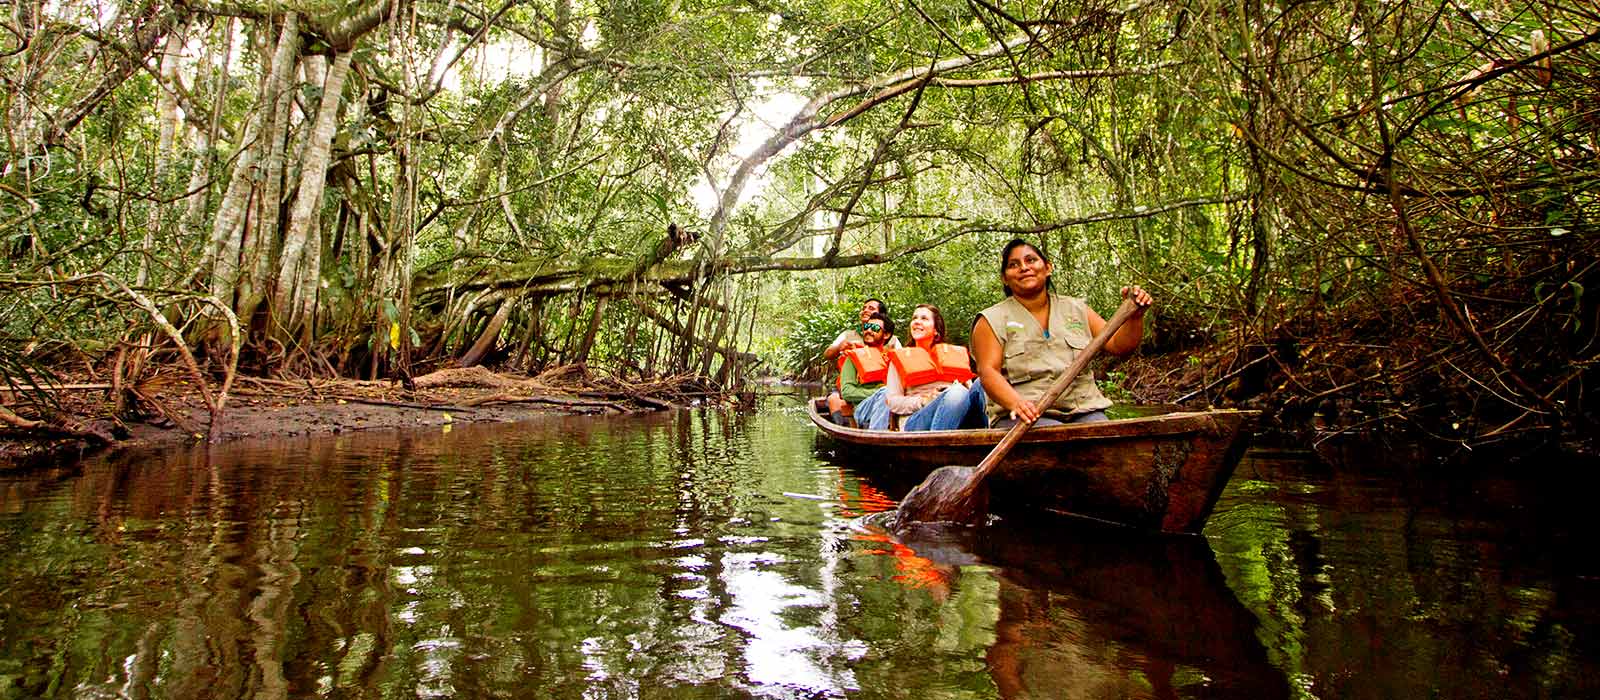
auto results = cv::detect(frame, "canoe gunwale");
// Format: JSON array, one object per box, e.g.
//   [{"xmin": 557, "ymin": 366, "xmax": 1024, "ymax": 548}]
[{"xmin": 807, "ymin": 401, "xmax": 1255, "ymax": 448}]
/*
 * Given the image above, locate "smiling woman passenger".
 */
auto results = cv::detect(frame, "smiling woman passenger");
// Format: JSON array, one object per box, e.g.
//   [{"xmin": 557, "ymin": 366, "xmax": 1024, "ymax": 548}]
[
  {"xmin": 970, "ymin": 238, "xmax": 1154, "ymax": 427},
  {"xmin": 871, "ymin": 304, "xmax": 988, "ymax": 431}
]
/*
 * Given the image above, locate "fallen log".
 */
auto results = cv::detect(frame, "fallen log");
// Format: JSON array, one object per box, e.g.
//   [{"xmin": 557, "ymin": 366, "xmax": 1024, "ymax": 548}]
[
  {"xmin": 336, "ymin": 397, "xmax": 480, "ymax": 413},
  {"xmin": 460, "ymin": 393, "xmax": 626, "ymax": 411},
  {"xmin": 577, "ymin": 390, "xmax": 674, "ymax": 410},
  {"xmin": 413, "ymin": 365, "xmax": 526, "ymax": 389},
  {"xmin": 0, "ymin": 405, "xmax": 116, "ymax": 445}
]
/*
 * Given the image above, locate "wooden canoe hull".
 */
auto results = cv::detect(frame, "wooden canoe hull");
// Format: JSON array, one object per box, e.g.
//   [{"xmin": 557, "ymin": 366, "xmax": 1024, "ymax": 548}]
[{"xmin": 808, "ymin": 402, "xmax": 1257, "ymax": 534}]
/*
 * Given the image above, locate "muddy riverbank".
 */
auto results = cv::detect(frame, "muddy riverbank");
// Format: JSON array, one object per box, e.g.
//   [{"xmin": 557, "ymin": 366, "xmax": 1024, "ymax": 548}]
[{"xmin": 0, "ymin": 365, "xmax": 727, "ymax": 470}]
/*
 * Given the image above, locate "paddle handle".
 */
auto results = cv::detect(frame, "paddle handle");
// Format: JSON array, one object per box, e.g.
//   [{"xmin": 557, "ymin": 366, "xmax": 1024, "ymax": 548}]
[{"xmin": 969, "ymin": 296, "xmax": 1142, "ymax": 482}]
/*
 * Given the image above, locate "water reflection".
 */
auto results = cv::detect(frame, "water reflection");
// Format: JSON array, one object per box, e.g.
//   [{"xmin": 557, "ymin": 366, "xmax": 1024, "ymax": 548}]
[
  {"xmin": 0, "ymin": 410, "xmax": 876, "ymax": 698},
  {"xmin": 847, "ymin": 514, "xmax": 1289, "ymax": 699},
  {"xmin": 1208, "ymin": 448, "xmax": 1600, "ymax": 699},
  {"xmin": 0, "ymin": 403, "xmax": 1597, "ymax": 699}
]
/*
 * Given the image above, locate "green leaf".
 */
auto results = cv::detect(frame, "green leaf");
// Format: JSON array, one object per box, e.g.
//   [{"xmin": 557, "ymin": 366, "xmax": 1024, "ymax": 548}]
[{"xmin": 645, "ymin": 190, "xmax": 669, "ymax": 216}]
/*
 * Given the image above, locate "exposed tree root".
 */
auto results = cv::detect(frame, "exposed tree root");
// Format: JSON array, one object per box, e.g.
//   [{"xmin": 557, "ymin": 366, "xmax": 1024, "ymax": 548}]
[
  {"xmin": 0, "ymin": 405, "xmax": 115, "ymax": 445},
  {"xmin": 1120, "ymin": 295, "xmax": 1596, "ymax": 456}
]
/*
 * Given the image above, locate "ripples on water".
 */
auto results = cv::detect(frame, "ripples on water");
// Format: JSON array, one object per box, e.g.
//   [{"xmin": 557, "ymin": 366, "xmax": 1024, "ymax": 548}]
[{"xmin": 0, "ymin": 395, "xmax": 1596, "ymax": 699}]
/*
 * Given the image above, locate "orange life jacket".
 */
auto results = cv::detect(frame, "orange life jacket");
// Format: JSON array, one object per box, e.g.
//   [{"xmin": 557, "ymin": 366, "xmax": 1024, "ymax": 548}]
[
  {"xmin": 888, "ymin": 344, "xmax": 975, "ymax": 387},
  {"xmin": 837, "ymin": 346, "xmax": 889, "ymax": 389}
]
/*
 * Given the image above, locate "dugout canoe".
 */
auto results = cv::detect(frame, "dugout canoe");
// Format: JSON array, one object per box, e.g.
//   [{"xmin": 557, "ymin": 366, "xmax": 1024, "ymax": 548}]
[{"xmin": 808, "ymin": 401, "xmax": 1258, "ymax": 534}]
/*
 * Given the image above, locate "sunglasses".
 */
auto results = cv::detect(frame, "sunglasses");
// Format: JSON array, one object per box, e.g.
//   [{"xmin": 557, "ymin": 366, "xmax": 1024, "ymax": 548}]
[{"xmin": 860, "ymin": 322, "xmax": 883, "ymax": 332}]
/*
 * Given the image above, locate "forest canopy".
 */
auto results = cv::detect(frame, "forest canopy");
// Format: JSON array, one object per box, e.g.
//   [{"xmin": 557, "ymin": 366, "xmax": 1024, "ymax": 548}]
[{"xmin": 1, "ymin": 0, "xmax": 1595, "ymax": 445}]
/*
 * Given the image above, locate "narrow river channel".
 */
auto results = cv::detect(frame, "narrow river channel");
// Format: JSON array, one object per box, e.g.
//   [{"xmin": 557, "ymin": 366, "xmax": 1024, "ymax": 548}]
[{"xmin": 1, "ymin": 393, "xmax": 1595, "ymax": 699}]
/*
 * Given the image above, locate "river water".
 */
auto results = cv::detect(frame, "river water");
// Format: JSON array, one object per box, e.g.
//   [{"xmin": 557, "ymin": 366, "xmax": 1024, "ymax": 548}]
[{"xmin": 0, "ymin": 394, "xmax": 1595, "ymax": 699}]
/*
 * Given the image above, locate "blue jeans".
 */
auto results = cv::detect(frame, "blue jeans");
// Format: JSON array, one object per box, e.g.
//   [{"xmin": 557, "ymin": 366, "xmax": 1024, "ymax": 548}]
[
  {"xmin": 854, "ymin": 387, "xmax": 888, "ymax": 429},
  {"xmin": 901, "ymin": 381, "xmax": 988, "ymax": 431}
]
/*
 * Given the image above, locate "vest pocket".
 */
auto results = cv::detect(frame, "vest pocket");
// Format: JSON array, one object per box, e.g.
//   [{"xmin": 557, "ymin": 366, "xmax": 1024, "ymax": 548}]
[
  {"xmin": 1062, "ymin": 328, "xmax": 1091, "ymax": 349},
  {"xmin": 1003, "ymin": 339, "xmax": 1055, "ymax": 384}
]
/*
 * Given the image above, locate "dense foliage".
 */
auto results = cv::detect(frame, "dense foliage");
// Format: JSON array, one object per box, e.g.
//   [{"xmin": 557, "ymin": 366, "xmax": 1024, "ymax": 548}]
[{"xmin": 0, "ymin": 0, "xmax": 1594, "ymax": 444}]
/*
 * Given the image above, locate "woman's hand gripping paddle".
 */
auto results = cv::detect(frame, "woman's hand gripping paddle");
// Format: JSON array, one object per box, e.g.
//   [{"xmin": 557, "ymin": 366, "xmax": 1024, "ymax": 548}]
[{"xmin": 892, "ymin": 295, "xmax": 1144, "ymax": 528}]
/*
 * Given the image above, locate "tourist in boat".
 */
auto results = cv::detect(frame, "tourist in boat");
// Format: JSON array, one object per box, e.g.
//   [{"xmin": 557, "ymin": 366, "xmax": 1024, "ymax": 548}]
[
  {"xmin": 971, "ymin": 238, "xmax": 1153, "ymax": 427},
  {"xmin": 822, "ymin": 298, "xmax": 902, "ymax": 363},
  {"xmin": 825, "ymin": 311, "xmax": 895, "ymax": 427},
  {"xmin": 870, "ymin": 304, "xmax": 988, "ymax": 431}
]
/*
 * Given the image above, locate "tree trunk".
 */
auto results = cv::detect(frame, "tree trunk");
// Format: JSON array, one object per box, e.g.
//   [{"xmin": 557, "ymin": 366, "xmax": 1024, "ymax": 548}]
[
  {"xmin": 275, "ymin": 49, "xmax": 352, "ymax": 339},
  {"xmin": 204, "ymin": 15, "xmax": 298, "ymax": 308},
  {"xmin": 381, "ymin": 17, "xmax": 418, "ymax": 380},
  {"xmin": 526, "ymin": 300, "xmax": 550, "ymax": 368},
  {"xmin": 631, "ymin": 296, "xmax": 758, "ymax": 369},
  {"xmin": 557, "ymin": 290, "xmax": 587, "ymax": 362},
  {"xmin": 514, "ymin": 299, "xmax": 543, "ymax": 368},
  {"xmin": 644, "ymin": 306, "xmax": 663, "ymax": 378},
  {"xmin": 180, "ymin": 125, "xmax": 214, "ymax": 243},
  {"xmin": 697, "ymin": 288, "xmax": 733, "ymax": 378},
  {"xmin": 572, "ymin": 296, "xmax": 608, "ymax": 365},
  {"xmin": 1242, "ymin": 140, "xmax": 1271, "ymax": 317},
  {"xmin": 619, "ymin": 306, "xmax": 642, "ymax": 378},
  {"xmin": 203, "ymin": 118, "xmax": 260, "ymax": 303},
  {"xmin": 237, "ymin": 12, "xmax": 303, "ymax": 320},
  {"xmin": 458, "ymin": 298, "xmax": 513, "ymax": 367},
  {"xmin": 180, "ymin": 21, "xmax": 230, "ymax": 248},
  {"xmin": 140, "ymin": 29, "xmax": 185, "ymax": 286}
]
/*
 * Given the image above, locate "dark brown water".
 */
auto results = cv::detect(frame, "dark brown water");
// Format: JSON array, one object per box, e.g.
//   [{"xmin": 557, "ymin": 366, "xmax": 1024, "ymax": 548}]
[{"xmin": 0, "ymin": 395, "xmax": 1595, "ymax": 699}]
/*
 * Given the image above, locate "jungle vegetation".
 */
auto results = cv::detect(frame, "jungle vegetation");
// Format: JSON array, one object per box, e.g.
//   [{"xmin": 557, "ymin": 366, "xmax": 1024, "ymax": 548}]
[{"xmin": 0, "ymin": 0, "xmax": 1595, "ymax": 446}]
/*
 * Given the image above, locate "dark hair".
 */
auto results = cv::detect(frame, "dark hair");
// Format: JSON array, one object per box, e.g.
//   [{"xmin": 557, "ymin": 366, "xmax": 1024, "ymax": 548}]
[
  {"xmin": 914, "ymin": 304, "xmax": 947, "ymax": 344},
  {"xmin": 864, "ymin": 310, "xmax": 895, "ymax": 339},
  {"xmin": 864, "ymin": 298, "xmax": 889, "ymax": 319},
  {"xmin": 1000, "ymin": 238, "xmax": 1054, "ymax": 297}
]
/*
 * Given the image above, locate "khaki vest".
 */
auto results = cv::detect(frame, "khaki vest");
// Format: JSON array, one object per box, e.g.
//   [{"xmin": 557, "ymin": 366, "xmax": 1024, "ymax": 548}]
[{"xmin": 978, "ymin": 294, "xmax": 1112, "ymax": 423}]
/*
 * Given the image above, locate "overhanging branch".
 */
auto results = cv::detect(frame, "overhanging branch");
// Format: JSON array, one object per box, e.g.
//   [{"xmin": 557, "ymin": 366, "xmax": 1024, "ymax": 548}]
[{"xmin": 421, "ymin": 193, "xmax": 1245, "ymax": 296}]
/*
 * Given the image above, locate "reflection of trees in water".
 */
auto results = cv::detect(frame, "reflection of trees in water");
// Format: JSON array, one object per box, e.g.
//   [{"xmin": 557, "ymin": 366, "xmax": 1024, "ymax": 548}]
[
  {"xmin": 1209, "ymin": 456, "xmax": 1600, "ymax": 700},
  {"xmin": 8, "ymin": 417, "xmax": 1597, "ymax": 698},
  {"xmin": 74, "ymin": 434, "xmax": 400, "ymax": 699},
  {"xmin": 11, "ymin": 410, "xmax": 864, "ymax": 697},
  {"xmin": 2, "ymin": 413, "xmax": 1287, "ymax": 698}
]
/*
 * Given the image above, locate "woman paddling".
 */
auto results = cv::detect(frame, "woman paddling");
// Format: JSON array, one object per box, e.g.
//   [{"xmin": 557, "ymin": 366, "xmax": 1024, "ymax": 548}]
[
  {"xmin": 872, "ymin": 304, "xmax": 988, "ymax": 431},
  {"xmin": 970, "ymin": 238, "xmax": 1153, "ymax": 427}
]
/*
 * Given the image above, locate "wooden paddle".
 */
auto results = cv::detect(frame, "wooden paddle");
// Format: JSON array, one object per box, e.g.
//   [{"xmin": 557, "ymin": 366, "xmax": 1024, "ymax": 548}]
[{"xmin": 892, "ymin": 295, "xmax": 1144, "ymax": 527}]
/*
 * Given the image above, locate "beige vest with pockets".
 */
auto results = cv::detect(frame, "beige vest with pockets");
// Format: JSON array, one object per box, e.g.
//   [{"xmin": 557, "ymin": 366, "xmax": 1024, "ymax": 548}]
[{"xmin": 978, "ymin": 293, "xmax": 1112, "ymax": 423}]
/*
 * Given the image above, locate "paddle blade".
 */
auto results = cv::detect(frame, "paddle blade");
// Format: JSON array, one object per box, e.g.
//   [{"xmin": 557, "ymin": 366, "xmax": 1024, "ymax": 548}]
[{"xmin": 892, "ymin": 465, "xmax": 992, "ymax": 529}]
